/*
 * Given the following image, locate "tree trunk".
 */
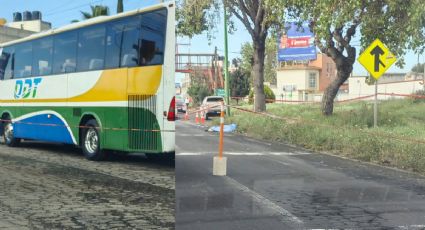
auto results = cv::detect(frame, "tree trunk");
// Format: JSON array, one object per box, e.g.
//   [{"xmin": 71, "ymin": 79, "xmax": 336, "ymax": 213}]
[
  {"xmin": 252, "ymin": 39, "xmax": 266, "ymax": 112},
  {"xmin": 322, "ymin": 58, "xmax": 353, "ymax": 116}
]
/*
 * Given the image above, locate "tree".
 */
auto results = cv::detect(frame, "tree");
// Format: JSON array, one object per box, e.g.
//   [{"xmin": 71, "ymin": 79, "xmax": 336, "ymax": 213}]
[
  {"xmin": 240, "ymin": 37, "xmax": 278, "ymax": 85},
  {"xmin": 187, "ymin": 72, "xmax": 213, "ymax": 105},
  {"xmin": 292, "ymin": 0, "xmax": 425, "ymax": 115},
  {"xmin": 177, "ymin": 0, "xmax": 286, "ymax": 112},
  {"xmin": 264, "ymin": 37, "xmax": 278, "ymax": 85},
  {"xmin": 230, "ymin": 58, "xmax": 250, "ymax": 100},
  {"xmin": 81, "ymin": 5, "xmax": 110, "ymax": 20},
  {"xmin": 240, "ymin": 42, "xmax": 254, "ymax": 77},
  {"xmin": 117, "ymin": 0, "xmax": 124, "ymax": 13},
  {"xmin": 412, "ymin": 63, "xmax": 424, "ymax": 73}
]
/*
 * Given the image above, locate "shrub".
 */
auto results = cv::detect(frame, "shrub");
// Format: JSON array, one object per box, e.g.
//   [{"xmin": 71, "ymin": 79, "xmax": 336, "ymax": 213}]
[
  {"xmin": 413, "ymin": 89, "xmax": 425, "ymax": 103},
  {"xmin": 248, "ymin": 85, "xmax": 276, "ymax": 104}
]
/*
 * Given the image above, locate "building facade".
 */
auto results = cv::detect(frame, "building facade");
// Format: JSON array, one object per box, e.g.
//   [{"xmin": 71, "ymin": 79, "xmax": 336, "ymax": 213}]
[
  {"xmin": 275, "ymin": 53, "xmax": 344, "ymax": 101},
  {"xmin": 349, "ymin": 72, "xmax": 425, "ymax": 100},
  {"xmin": 0, "ymin": 11, "xmax": 51, "ymax": 44}
]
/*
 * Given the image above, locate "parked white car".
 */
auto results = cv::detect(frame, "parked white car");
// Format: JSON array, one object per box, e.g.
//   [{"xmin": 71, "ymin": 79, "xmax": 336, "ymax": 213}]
[{"xmin": 201, "ymin": 96, "xmax": 225, "ymax": 119}]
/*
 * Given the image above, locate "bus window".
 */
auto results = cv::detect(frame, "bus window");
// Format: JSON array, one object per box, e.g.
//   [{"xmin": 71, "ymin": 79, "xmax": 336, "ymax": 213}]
[
  {"xmin": 32, "ymin": 37, "xmax": 53, "ymax": 76},
  {"xmin": 53, "ymin": 31, "xmax": 78, "ymax": 74},
  {"xmin": 139, "ymin": 9, "xmax": 166, "ymax": 66},
  {"xmin": 0, "ymin": 47, "xmax": 10, "ymax": 80},
  {"xmin": 1, "ymin": 47, "xmax": 14, "ymax": 80},
  {"xmin": 14, "ymin": 42, "xmax": 33, "ymax": 78},
  {"xmin": 77, "ymin": 24, "xmax": 106, "ymax": 71},
  {"xmin": 105, "ymin": 15, "xmax": 141, "ymax": 68}
]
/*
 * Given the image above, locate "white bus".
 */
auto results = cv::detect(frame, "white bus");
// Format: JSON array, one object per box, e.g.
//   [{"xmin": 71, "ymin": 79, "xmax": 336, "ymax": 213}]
[{"xmin": 0, "ymin": 2, "xmax": 176, "ymax": 160}]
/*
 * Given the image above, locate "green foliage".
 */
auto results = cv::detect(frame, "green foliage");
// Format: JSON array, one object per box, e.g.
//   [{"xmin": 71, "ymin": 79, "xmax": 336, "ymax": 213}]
[
  {"xmin": 187, "ymin": 73, "xmax": 213, "ymax": 105},
  {"xmin": 365, "ymin": 75, "xmax": 376, "ymax": 86},
  {"xmin": 240, "ymin": 37, "xmax": 278, "ymax": 85},
  {"xmin": 230, "ymin": 65, "xmax": 250, "ymax": 98},
  {"xmin": 81, "ymin": 5, "xmax": 110, "ymax": 20},
  {"xmin": 292, "ymin": 0, "xmax": 425, "ymax": 68},
  {"xmin": 412, "ymin": 63, "xmax": 425, "ymax": 73},
  {"xmin": 187, "ymin": 85, "xmax": 211, "ymax": 105},
  {"xmin": 413, "ymin": 90, "xmax": 425, "ymax": 103},
  {"xmin": 264, "ymin": 37, "xmax": 278, "ymax": 85},
  {"xmin": 177, "ymin": 0, "xmax": 287, "ymax": 112},
  {"xmin": 117, "ymin": 0, "xmax": 124, "ymax": 13},
  {"xmin": 176, "ymin": 0, "xmax": 218, "ymax": 39},
  {"xmin": 291, "ymin": 0, "xmax": 425, "ymax": 115},
  {"xmin": 240, "ymin": 42, "xmax": 254, "ymax": 77},
  {"xmin": 248, "ymin": 85, "xmax": 276, "ymax": 104}
]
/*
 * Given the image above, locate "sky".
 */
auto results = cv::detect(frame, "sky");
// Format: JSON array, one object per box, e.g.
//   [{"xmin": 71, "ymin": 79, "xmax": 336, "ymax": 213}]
[
  {"xmin": 177, "ymin": 14, "xmax": 424, "ymax": 84},
  {"xmin": 0, "ymin": 1, "xmax": 421, "ymax": 84},
  {"xmin": 0, "ymin": 0, "xmax": 161, "ymax": 28}
]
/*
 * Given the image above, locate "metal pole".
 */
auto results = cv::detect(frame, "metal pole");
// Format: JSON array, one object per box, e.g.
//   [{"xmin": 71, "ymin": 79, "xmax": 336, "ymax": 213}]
[
  {"xmin": 214, "ymin": 46, "xmax": 218, "ymax": 92},
  {"xmin": 223, "ymin": 5, "xmax": 231, "ymax": 116},
  {"xmin": 374, "ymin": 79, "xmax": 378, "ymax": 128}
]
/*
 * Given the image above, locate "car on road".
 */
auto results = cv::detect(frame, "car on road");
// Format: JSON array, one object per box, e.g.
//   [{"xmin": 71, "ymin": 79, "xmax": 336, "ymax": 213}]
[
  {"xmin": 176, "ymin": 95, "xmax": 186, "ymax": 113},
  {"xmin": 201, "ymin": 96, "xmax": 225, "ymax": 119}
]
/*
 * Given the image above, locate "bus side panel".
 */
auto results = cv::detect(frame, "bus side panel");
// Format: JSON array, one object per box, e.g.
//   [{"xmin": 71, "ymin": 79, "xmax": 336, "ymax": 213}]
[
  {"xmin": 161, "ymin": 3, "xmax": 176, "ymax": 153},
  {"xmin": 127, "ymin": 67, "xmax": 163, "ymax": 153},
  {"xmin": 103, "ymin": 107, "xmax": 128, "ymax": 151},
  {"xmin": 67, "ymin": 69, "xmax": 128, "ymax": 151},
  {"xmin": 13, "ymin": 107, "xmax": 77, "ymax": 144}
]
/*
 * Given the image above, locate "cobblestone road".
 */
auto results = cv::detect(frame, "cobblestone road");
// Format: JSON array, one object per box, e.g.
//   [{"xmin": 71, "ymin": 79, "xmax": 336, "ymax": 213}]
[{"xmin": 0, "ymin": 140, "xmax": 175, "ymax": 229}]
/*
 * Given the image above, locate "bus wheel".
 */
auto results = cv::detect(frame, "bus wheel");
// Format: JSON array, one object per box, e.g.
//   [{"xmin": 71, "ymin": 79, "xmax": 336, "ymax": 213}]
[
  {"xmin": 82, "ymin": 119, "xmax": 105, "ymax": 161},
  {"xmin": 3, "ymin": 122, "xmax": 21, "ymax": 147}
]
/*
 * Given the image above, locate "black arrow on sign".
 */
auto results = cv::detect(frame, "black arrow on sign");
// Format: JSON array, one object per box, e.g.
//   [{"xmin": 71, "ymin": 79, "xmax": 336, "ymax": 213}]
[{"xmin": 370, "ymin": 46, "xmax": 386, "ymax": 72}]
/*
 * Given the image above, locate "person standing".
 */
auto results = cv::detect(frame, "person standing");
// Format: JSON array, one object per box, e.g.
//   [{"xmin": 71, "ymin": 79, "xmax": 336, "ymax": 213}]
[{"xmin": 184, "ymin": 96, "xmax": 190, "ymax": 111}]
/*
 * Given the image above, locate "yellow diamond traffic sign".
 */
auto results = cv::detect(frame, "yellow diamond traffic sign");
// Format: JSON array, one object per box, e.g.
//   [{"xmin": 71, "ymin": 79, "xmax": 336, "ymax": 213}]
[{"xmin": 357, "ymin": 39, "xmax": 397, "ymax": 80}]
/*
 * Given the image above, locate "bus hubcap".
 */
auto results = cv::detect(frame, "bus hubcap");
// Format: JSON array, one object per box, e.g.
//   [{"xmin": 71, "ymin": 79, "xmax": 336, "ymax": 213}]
[
  {"xmin": 85, "ymin": 128, "xmax": 98, "ymax": 154},
  {"xmin": 4, "ymin": 123, "xmax": 13, "ymax": 143}
]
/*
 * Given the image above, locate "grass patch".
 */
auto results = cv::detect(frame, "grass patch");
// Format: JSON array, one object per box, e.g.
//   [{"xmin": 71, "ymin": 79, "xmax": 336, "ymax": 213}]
[{"xmin": 221, "ymin": 99, "xmax": 425, "ymax": 174}]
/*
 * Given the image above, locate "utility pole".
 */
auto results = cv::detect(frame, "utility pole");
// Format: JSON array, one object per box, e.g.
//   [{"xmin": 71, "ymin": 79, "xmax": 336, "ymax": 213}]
[
  {"xmin": 223, "ymin": 5, "xmax": 231, "ymax": 116},
  {"xmin": 213, "ymin": 46, "xmax": 218, "ymax": 92}
]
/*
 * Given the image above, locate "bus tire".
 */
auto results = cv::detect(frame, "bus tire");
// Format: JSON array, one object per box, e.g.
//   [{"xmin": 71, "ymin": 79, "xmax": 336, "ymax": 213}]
[
  {"xmin": 81, "ymin": 119, "xmax": 105, "ymax": 161},
  {"xmin": 3, "ymin": 122, "xmax": 21, "ymax": 147}
]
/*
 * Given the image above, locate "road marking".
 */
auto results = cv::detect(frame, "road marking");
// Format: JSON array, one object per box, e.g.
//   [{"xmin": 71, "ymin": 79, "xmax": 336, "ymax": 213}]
[
  {"xmin": 178, "ymin": 133, "xmax": 213, "ymax": 137},
  {"xmin": 176, "ymin": 151, "xmax": 310, "ymax": 156},
  {"xmin": 224, "ymin": 176, "xmax": 303, "ymax": 226}
]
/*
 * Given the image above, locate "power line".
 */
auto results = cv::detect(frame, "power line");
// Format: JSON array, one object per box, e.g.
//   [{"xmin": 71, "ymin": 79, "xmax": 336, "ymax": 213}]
[
  {"xmin": 45, "ymin": 0, "xmax": 104, "ymax": 16},
  {"xmin": 46, "ymin": 0, "xmax": 117, "ymax": 26},
  {"xmin": 45, "ymin": 0, "xmax": 77, "ymax": 14}
]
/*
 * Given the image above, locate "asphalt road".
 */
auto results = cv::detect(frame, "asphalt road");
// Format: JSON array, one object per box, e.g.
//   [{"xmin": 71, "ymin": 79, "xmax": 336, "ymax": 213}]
[
  {"xmin": 176, "ymin": 119, "xmax": 425, "ymax": 230},
  {"xmin": 0, "ymin": 139, "xmax": 175, "ymax": 229}
]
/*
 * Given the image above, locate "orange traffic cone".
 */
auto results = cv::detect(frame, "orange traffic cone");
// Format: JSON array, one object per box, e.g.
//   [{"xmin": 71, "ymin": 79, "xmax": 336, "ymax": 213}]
[
  {"xmin": 201, "ymin": 108, "xmax": 205, "ymax": 125},
  {"xmin": 195, "ymin": 111, "xmax": 200, "ymax": 124}
]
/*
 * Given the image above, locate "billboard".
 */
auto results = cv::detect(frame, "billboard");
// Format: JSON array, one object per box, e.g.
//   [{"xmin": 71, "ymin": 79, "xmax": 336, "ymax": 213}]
[{"xmin": 278, "ymin": 23, "xmax": 317, "ymax": 61}]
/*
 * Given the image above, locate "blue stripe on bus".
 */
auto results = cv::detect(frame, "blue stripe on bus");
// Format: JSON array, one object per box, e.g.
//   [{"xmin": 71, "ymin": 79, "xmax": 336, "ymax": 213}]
[{"xmin": 14, "ymin": 114, "xmax": 75, "ymax": 144}]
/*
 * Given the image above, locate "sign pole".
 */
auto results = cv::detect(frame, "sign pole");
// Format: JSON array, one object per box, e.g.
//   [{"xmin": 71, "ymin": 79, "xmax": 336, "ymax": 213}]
[
  {"xmin": 374, "ymin": 78, "xmax": 378, "ymax": 128},
  {"xmin": 358, "ymin": 38, "xmax": 397, "ymax": 129}
]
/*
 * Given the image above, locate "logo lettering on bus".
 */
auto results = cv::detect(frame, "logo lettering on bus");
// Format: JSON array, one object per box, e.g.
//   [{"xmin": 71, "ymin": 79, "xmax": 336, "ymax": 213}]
[{"xmin": 14, "ymin": 78, "xmax": 43, "ymax": 99}]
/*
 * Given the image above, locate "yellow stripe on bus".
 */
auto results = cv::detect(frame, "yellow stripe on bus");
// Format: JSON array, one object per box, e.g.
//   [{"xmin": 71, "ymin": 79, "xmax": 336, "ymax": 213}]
[{"xmin": 0, "ymin": 65, "xmax": 162, "ymax": 103}]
